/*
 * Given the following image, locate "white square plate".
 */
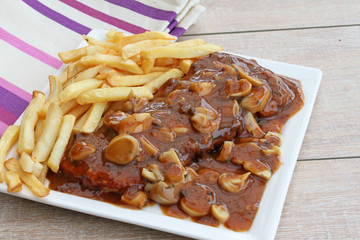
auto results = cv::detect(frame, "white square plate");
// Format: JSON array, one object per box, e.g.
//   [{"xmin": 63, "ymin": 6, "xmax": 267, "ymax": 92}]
[{"xmin": 0, "ymin": 29, "xmax": 322, "ymax": 240}]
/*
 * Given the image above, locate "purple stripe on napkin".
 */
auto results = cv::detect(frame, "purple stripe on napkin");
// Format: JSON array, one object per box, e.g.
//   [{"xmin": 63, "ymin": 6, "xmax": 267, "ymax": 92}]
[
  {"xmin": 0, "ymin": 86, "xmax": 30, "ymax": 117},
  {"xmin": 0, "ymin": 121, "xmax": 9, "ymax": 137},
  {"xmin": 105, "ymin": 0, "xmax": 177, "ymax": 22},
  {"xmin": 170, "ymin": 27, "xmax": 186, "ymax": 38},
  {"xmin": 0, "ymin": 27, "xmax": 63, "ymax": 69},
  {"xmin": 0, "ymin": 77, "xmax": 32, "ymax": 102},
  {"xmin": 60, "ymin": 0, "xmax": 147, "ymax": 34},
  {"xmin": 23, "ymin": 0, "xmax": 91, "ymax": 35},
  {"xmin": 167, "ymin": 19, "xmax": 178, "ymax": 32},
  {"xmin": 0, "ymin": 107, "xmax": 18, "ymax": 125}
]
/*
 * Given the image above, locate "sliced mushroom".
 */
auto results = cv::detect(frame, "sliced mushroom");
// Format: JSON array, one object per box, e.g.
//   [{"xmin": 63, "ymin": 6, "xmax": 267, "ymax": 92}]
[
  {"xmin": 141, "ymin": 168, "xmax": 157, "ymax": 182},
  {"xmin": 149, "ymin": 127, "xmax": 175, "ymax": 142},
  {"xmin": 231, "ymin": 142, "xmax": 261, "ymax": 166},
  {"xmin": 189, "ymin": 81, "xmax": 215, "ymax": 96},
  {"xmin": 225, "ymin": 79, "xmax": 252, "ymax": 97},
  {"xmin": 218, "ymin": 172, "xmax": 251, "ymax": 193},
  {"xmin": 190, "ymin": 107, "xmax": 220, "ymax": 133},
  {"xmin": 233, "ymin": 64, "xmax": 263, "ymax": 87},
  {"xmin": 139, "ymin": 135, "xmax": 159, "ymax": 156},
  {"xmin": 158, "ymin": 148, "xmax": 181, "ymax": 165},
  {"xmin": 211, "ymin": 205, "xmax": 229, "ymax": 223},
  {"xmin": 172, "ymin": 126, "xmax": 190, "ymax": 134},
  {"xmin": 128, "ymin": 89, "xmax": 148, "ymax": 112},
  {"xmin": 158, "ymin": 148, "xmax": 185, "ymax": 183},
  {"xmin": 180, "ymin": 184, "xmax": 215, "ymax": 217},
  {"xmin": 244, "ymin": 112, "xmax": 265, "ymax": 138},
  {"xmin": 70, "ymin": 141, "xmax": 96, "ymax": 161},
  {"xmin": 118, "ymin": 113, "xmax": 153, "ymax": 134},
  {"xmin": 145, "ymin": 181, "xmax": 179, "ymax": 205},
  {"xmin": 121, "ymin": 189, "xmax": 147, "ymax": 208},
  {"xmin": 105, "ymin": 134, "xmax": 139, "ymax": 165},
  {"xmin": 243, "ymin": 161, "xmax": 271, "ymax": 180},
  {"xmin": 241, "ymin": 85, "xmax": 270, "ymax": 113},
  {"xmin": 261, "ymin": 146, "xmax": 281, "ymax": 156},
  {"xmin": 147, "ymin": 163, "xmax": 165, "ymax": 182},
  {"xmin": 198, "ymin": 169, "xmax": 219, "ymax": 183},
  {"xmin": 166, "ymin": 90, "xmax": 186, "ymax": 105},
  {"xmin": 232, "ymin": 100, "xmax": 240, "ymax": 117},
  {"xmin": 217, "ymin": 141, "xmax": 234, "ymax": 162},
  {"xmin": 103, "ymin": 111, "xmax": 128, "ymax": 128},
  {"xmin": 263, "ymin": 131, "xmax": 283, "ymax": 146},
  {"xmin": 184, "ymin": 167, "xmax": 199, "ymax": 182}
]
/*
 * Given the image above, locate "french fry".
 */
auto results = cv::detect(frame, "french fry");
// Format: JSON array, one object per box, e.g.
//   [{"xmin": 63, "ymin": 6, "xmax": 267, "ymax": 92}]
[
  {"xmin": 4, "ymin": 158, "xmax": 49, "ymax": 197},
  {"xmin": 83, "ymin": 35, "xmax": 119, "ymax": 50},
  {"xmin": 40, "ymin": 75, "xmax": 62, "ymax": 117},
  {"xmin": 61, "ymin": 99, "xmax": 78, "ymax": 114},
  {"xmin": 60, "ymin": 78, "xmax": 103, "ymax": 103},
  {"xmin": 0, "ymin": 125, "xmax": 20, "ymax": 182},
  {"xmin": 34, "ymin": 117, "xmax": 44, "ymax": 143},
  {"xmin": 56, "ymin": 67, "xmax": 68, "ymax": 84},
  {"xmin": 106, "ymin": 29, "xmax": 122, "ymax": 42},
  {"xmin": 122, "ymin": 39, "xmax": 172, "ymax": 59},
  {"xmin": 155, "ymin": 58, "xmax": 175, "ymax": 67},
  {"xmin": 58, "ymin": 46, "xmax": 87, "ymax": 64},
  {"xmin": 96, "ymin": 70, "xmax": 116, "ymax": 80},
  {"xmin": 33, "ymin": 161, "xmax": 44, "ymax": 179},
  {"xmin": 85, "ymin": 45, "xmax": 108, "ymax": 56},
  {"xmin": 37, "ymin": 161, "xmax": 48, "ymax": 184},
  {"xmin": 58, "ymin": 45, "xmax": 106, "ymax": 64},
  {"xmin": 107, "ymin": 30, "xmax": 124, "ymax": 43},
  {"xmin": 144, "ymin": 69, "xmax": 184, "ymax": 93},
  {"xmin": 129, "ymin": 54, "xmax": 142, "ymax": 65},
  {"xmin": 32, "ymin": 103, "xmax": 63, "ymax": 163},
  {"xmin": 73, "ymin": 109, "xmax": 91, "ymax": 132},
  {"xmin": 68, "ymin": 104, "xmax": 91, "ymax": 119},
  {"xmin": 180, "ymin": 59, "xmax": 193, "ymax": 74},
  {"xmin": 73, "ymin": 64, "xmax": 104, "ymax": 82},
  {"xmin": 141, "ymin": 44, "xmax": 223, "ymax": 60},
  {"xmin": 80, "ymin": 54, "xmax": 143, "ymax": 74},
  {"xmin": 142, "ymin": 59, "xmax": 155, "ymax": 74},
  {"xmin": 150, "ymin": 66, "xmax": 172, "ymax": 72},
  {"xmin": 170, "ymin": 39, "xmax": 206, "ymax": 48},
  {"xmin": 48, "ymin": 115, "xmax": 76, "ymax": 173},
  {"xmin": 107, "ymin": 72, "xmax": 163, "ymax": 87},
  {"xmin": 77, "ymin": 87, "xmax": 153, "ymax": 104},
  {"xmin": 20, "ymin": 152, "xmax": 35, "ymax": 173},
  {"xmin": 18, "ymin": 91, "xmax": 46, "ymax": 155},
  {"xmin": 67, "ymin": 60, "xmax": 89, "ymax": 79},
  {"xmin": 4, "ymin": 171, "xmax": 22, "ymax": 193},
  {"xmin": 81, "ymin": 102, "xmax": 107, "ymax": 133},
  {"xmin": 119, "ymin": 31, "xmax": 176, "ymax": 46}
]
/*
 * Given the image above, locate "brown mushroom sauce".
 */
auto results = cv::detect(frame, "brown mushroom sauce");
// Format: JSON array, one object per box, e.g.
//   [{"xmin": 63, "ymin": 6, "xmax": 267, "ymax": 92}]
[{"xmin": 47, "ymin": 52, "xmax": 304, "ymax": 232}]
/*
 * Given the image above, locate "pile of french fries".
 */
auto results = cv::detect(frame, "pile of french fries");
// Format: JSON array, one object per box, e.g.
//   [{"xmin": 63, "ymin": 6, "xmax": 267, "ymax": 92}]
[{"xmin": 0, "ymin": 30, "xmax": 223, "ymax": 197}]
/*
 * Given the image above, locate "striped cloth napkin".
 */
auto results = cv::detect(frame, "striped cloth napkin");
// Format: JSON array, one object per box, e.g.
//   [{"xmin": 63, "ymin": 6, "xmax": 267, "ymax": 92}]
[{"xmin": 0, "ymin": 0, "xmax": 205, "ymax": 136}]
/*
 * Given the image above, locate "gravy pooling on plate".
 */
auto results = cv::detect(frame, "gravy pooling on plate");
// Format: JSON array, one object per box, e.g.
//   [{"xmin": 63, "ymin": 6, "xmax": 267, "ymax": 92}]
[{"xmin": 48, "ymin": 52, "xmax": 304, "ymax": 231}]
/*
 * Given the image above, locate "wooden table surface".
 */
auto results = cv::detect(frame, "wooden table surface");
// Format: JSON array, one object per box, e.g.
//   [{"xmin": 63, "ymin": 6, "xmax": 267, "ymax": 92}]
[{"xmin": 1, "ymin": 1, "xmax": 359, "ymax": 239}]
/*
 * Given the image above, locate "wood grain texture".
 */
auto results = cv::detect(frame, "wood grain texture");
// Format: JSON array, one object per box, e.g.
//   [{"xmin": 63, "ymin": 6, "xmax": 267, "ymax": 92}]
[
  {"xmin": 0, "ymin": 159, "xmax": 358, "ymax": 239},
  {"xmin": 185, "ymin": 0, "xmax": 360, "ymax": 35},
  {"xmin": 180, "ymin": 26, "xmax": 360, "ymax": 160},
  {"xmin": 277, "ymin": 158, "xmax": 360, "ymax": 239}
]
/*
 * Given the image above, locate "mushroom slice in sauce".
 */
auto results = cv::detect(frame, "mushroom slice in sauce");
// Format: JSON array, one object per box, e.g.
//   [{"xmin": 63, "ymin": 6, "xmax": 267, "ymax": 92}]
[
  {"xmin": 145, "ymin": 181, "xmax": 179, "ymax": 205},
  {"xmin": 70, "ymin": 141, "xmax": 96, "ymax": 161},
  {"xmin": 105, "ymin": 134, "xmax": 140, "ymax": 165},
  {"xmin": 211, "ymin": 204, "xmax": 230, "ymax": 223},
  {"xmin": 218, "ymin": 172, "xmax": 251, "ymax": 193},
  {"xmin": 121, "ymin": 189, "xmax": 148, "ymax": 208}
]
